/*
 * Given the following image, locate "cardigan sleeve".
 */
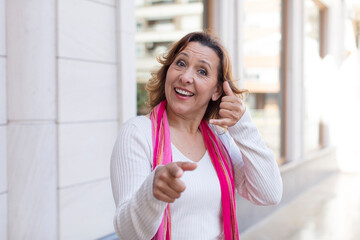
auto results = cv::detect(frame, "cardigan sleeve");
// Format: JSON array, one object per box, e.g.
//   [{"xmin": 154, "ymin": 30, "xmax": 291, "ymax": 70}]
[
  {"xmin": 110, "ymin": 118, "xmax": 167, "ymax": 239},
  {"xmin": 222, "ymin": 109, "xmax": 283, "ymax": 206}
]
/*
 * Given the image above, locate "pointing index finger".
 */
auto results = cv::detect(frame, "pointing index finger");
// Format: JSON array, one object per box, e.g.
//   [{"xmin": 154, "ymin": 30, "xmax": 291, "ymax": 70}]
[
  {"xmin": 168, "ymin": 162, "xmax": 197, "ymax": 178},
  {"xmin": 168, "ymin": 164, "xmax": 183, "ymax": 178},
  {"xmin": 177, "ymin": 162, "xmax": 197, "ymax": 172},
  {"xmin": 223, "ymin": 81, "xmax": 234, "ymax": 96}
]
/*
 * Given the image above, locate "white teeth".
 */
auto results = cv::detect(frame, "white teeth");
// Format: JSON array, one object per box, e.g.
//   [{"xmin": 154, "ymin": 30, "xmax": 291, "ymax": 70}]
[{"xmin": 175, "ymin": 88, "xmax": 194, "ymax": 96}]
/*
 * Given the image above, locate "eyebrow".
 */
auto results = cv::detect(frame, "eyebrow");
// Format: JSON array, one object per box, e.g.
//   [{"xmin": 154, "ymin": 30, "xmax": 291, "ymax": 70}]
[{"xmin": 178, "ymin": 52, "xmax": 212, "ymax": 70}]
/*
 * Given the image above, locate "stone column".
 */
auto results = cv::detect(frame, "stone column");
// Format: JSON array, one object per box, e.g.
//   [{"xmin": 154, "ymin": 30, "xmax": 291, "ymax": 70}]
[
  {"xmin": 56, "ymin": 0, "xmax": 119, "ymax": 238},
  {"xmin": 6, "ymin": 0, "xmax": 57, "ymax": 239},
  {"xmin": 117, "ymin": 0, "xmax": 137, "ymax": 124},
  {"xmin": 282, "ymin": 0, "xmax": 304, "ymax": 162},
  {"xmin": 0, "ymin": 0, "xmax": 7, "ymax": 239},
  {"xmin": 209, "ymin": 0, "xmax": 243, "ymax": 82}
]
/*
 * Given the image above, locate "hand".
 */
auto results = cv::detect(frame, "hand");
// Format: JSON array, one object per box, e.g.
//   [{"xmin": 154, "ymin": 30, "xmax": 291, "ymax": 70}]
[
  {"xmin": 153, "ymin": 162, "xmax": 197, "ymax": 203},
  {"xmin": 209, "ymin": 81, "xmax": 246, "ymax": 127}
]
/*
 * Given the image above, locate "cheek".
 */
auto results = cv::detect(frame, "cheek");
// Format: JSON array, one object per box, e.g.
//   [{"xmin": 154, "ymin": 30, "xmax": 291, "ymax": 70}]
[
  {"xmin": 205, "ymin": 80, "xmax": 219, "ymax": 94},
  {"xmin": 164, "ymin": 72, "xmax": 173, "ymax": 97},
  {"xmin": 164, "ymin": 78, "xmax": 170, "ymax": 95},
  {"xmin": 165, "ymin": 67, "xmax": 175, "ymax": 84},
  {"xmin": 165, "ymin": 67, "xmax": 179, "ymax": 89}
]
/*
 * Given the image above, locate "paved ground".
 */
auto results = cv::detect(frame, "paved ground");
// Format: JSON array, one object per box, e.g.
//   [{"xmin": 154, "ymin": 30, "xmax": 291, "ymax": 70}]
[{"xmin": 239, "ymin": 172, "xmax": 360, "ymax": 240}]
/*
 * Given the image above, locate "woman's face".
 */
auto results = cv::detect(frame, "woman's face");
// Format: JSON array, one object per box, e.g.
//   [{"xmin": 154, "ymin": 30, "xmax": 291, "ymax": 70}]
[{"xmin": 165, "ymin": 41, "xmax": 222, "ymax": 120}]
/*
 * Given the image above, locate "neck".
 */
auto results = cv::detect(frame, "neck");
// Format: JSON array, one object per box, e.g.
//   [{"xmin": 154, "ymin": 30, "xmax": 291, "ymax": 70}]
[{"xmin": 166, "ymin": 107, "xmax": 204, "ymax": 135}]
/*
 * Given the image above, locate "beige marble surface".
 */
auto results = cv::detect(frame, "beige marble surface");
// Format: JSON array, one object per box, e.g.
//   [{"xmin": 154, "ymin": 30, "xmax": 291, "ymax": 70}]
[
  {"xmin": 58, "ymin": 121, "xmax": 117, "ymax": 188},
  {"xmin": 239, "ymin": 173, "xmax": 360, "ymax": 240},
  {"xmin": 6, "ymin": 0, "xmax": 56, "ymax": 120},
  {"xmin": 0, "ymin": 193, "xmax": 7, "ymax": 240},
  {"xmin": 8, "ymin": 123, "xmax": 57, "ymax": 239},
  {"xmin": 59, "ymin": 179, "xmax": 115, "ymax": 240},
  {"xmin": 117, "ymin": 31, "xmax": 137, "ymax": 123},
  {"xmin": 0, "ymin": 126, "xmax": 6, "ymax": 193},
  {"xmin": 0, "ymin": 0, "xmax": 5, "ymax": 55},
  {"xmin": 89, "ymin": 0, "xmax": 115, "ymax": 7},
  {"xmin": 0, "ymin": 58, "xmax": 6, "ymax": 124},
  {"xmin": 57, "ymin": 59, "xmax": 117, "ymax": 122},
  {"xmin": 117, "ymin": 0, "xmax": 135, "ymax": 34},
  {"xmin": 58, "ymin": 0, "xmax": 116, "ymax": 62}
]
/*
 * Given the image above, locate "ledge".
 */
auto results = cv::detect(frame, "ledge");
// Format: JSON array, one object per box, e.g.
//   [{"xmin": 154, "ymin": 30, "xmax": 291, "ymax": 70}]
[{"xmin": 236, "ymin": 146, "xmax": 338, "ymax": 233}]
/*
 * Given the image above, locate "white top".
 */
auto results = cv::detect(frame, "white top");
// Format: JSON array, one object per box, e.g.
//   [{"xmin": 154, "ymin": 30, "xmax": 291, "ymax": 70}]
[{"xmin": 110, "ymin": 109, "xmax": 283, "ymax": 240}]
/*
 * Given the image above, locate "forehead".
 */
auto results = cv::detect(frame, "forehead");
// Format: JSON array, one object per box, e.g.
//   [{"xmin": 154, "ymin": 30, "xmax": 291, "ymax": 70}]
[{"xmin": 177, "ymin": 42, "xmax": 220, "ymax": 65}]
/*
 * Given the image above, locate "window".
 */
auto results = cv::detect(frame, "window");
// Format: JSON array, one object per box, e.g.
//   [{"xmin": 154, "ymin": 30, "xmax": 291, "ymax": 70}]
[
  {"xmin": 303, "ymin": 0, "xmax": 327, "ymax": 153},
  {"xmin": 135, "ymin": 0, "xmax": 204, "ymax": 115},
  {"xmin": 243, "ymin": 0, "xmax": 283, "ymax": 163}
]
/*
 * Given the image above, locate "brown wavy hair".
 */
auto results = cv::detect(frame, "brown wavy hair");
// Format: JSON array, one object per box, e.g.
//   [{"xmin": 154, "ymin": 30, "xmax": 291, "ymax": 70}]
[{"xmin": 145, "ymin": 31, "xmax": 248, "ymax": 121}]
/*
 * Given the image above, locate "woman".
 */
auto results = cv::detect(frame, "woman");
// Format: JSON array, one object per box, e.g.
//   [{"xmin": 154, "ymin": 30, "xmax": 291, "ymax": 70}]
[{"xmin": 110, "ymin": 32, "xmax": 282, "ymax": 240}]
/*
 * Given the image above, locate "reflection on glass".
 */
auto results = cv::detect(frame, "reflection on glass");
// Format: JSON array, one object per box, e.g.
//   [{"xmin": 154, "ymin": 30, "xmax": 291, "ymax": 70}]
[
  {"xmin": 243, "ymin": 0, "xmax": 282, "ymax": 163},
  {"xmin": 135, "ymin": 0, "xmax": 204, "ymax": 115},
  {"xmin": 304, "ymin": 0, "xmax": 322, "ymax": 153}
]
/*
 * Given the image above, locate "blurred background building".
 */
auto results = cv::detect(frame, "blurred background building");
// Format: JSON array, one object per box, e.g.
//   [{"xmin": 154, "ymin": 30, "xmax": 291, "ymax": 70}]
[{"xmin": 0, "ymin": 0, "xmax": 360, "ymax": 239}]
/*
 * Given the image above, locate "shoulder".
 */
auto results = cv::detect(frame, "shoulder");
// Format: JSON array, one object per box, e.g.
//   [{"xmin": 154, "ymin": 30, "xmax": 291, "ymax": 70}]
[
  {"xmin": 116, "ymin": 115, "xmax": 152, "ymax": 148},
  {"xmin": 120, "ymin": 115, "xmax": 151, "ymax": 135},
  {"xmin": 122, "ymin": 115, "xmax": 151, "ymax": 129}
]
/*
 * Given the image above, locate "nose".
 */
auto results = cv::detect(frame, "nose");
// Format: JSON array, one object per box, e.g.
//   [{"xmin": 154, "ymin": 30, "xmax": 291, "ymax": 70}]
[{"xmin": 180, "ymin": 68, "xmax": 194, "ymax": 84}]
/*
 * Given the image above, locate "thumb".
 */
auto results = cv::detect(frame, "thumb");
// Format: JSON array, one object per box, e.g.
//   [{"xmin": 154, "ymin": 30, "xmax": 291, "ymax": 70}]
[{"xmin": 223, "ymin": 81, "xmax": 234, "ymax": 96}]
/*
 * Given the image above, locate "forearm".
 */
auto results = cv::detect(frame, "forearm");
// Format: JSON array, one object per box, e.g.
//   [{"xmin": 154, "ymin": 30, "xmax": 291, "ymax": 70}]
[
  {"xmin": 112, "ymin": 170, "xmax": 167, "ymax": 239},
  {"xmin": 228, "ymin": 109, "xmax": 283, "ymax": 205},
  {"xmin": 110, "ymin": 120, "xmax": 167, "ymax": 239}
]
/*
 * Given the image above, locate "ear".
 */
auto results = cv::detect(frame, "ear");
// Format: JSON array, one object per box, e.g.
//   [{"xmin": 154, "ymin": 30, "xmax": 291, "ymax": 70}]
[{"xmin": 211, "ymin": 83, "xmax": 222, "ymax": 101}]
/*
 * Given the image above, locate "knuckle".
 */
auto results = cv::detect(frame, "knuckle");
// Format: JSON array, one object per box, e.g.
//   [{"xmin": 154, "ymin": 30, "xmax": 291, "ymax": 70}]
[
  {"xmin": 231, "ymin": 111, "xmax": 237, "ymax": 119},
  {"xmin": 158, "ymin": 173, "xmax": 167, "ymax": 182},
  {"xmin": 167, "ymin": 163, "xmax": 177, "ymax": 172},
  {"xmin": 155, "ymin": 181, "xmax": 164, "ymax": 190},
  {"xmin": 153, "ymin": 190, "xmax": 160, "ymax": 199},
  {"xmin": 179, "ymin": 184, "xmax": 186, "ymax": 192}
]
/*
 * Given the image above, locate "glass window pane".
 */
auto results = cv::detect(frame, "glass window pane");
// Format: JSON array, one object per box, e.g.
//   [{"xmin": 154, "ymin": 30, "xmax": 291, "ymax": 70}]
[
  {"xmin": 135, "ymin": 0, "xmax": 204, "ymax": 115},
  {"xmin": 304, "ymin": 0, "xmax": 322, "ymax": 153},
  {"xmin": 243, "ymin": 0, "xmax": 283, "ymax": 163}
]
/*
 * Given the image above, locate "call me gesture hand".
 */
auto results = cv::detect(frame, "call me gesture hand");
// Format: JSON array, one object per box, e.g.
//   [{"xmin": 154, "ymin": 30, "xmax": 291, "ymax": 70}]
[{"xmin": 210, "ymin": 81, "xmax": 246, "ymax": 127}]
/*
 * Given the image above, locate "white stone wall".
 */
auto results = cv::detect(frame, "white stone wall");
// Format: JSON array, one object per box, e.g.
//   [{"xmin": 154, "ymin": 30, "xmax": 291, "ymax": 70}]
[
  {"xmin": 57, "ymin": 0, "xmax": 121, "ymax": 239},
  {"xmin": 2, "ymin": 0, "xmax": 136, "ymax": 239},
  {"xmin": 0, "ymin": 0, "xmax": 6, "ymax": 239},
  {"xmin": 6, "ymin": 0, "xmax": 57, "ymax": 239}
]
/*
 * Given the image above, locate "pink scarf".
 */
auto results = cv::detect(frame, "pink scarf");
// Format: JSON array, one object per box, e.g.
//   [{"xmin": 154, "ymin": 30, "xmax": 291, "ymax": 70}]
[{"xmin": 150, "ymin": 100, "xmax": 239, "ymax": 240}]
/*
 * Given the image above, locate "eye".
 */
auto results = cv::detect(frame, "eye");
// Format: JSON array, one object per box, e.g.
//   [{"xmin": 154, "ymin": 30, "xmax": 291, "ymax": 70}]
[
  {"xmin": 198, "ymin": 68, "xmax": 207, "ymax": 76},
  {"xmin": 176, "ymin": 60, "xmax": 186, "ymax": 67}
]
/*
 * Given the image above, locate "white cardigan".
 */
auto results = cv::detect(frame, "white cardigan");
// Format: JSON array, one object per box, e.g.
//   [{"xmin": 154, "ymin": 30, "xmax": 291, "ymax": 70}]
[{"xmin": 110, "ymin": 109, "xmax": 283, "ymax": 240}]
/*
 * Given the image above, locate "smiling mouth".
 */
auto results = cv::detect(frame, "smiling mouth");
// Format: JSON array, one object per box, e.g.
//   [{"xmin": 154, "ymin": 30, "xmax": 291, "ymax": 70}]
[{"xmin": 174, "ymin": 88, "xmax": 194, "ymax": 97}]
